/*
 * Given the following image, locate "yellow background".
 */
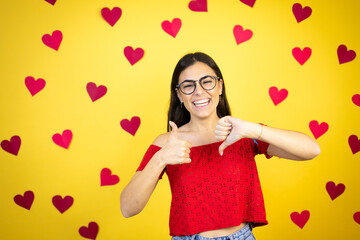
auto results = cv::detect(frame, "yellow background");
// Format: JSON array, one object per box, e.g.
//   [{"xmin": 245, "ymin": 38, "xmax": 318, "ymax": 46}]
[{"xmin": 1, "ymin": 0, "xmax": 359, "ymax": 239}]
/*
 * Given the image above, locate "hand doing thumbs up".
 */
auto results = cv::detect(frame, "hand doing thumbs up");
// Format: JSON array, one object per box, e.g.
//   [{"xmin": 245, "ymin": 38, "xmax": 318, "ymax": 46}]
[
  {"xmin": 161, "ymin": 121, "xmax": 192, "ymax": 165},
  {"xmin": 169, "ymin": 121, "xmax": 178, "ymax": 137}
]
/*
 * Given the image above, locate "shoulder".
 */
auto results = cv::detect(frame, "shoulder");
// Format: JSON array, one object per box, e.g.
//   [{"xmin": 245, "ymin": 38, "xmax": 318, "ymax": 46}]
[{"xmin": 152, "ymin": 132, "xmax": 171, "ymax": 148}]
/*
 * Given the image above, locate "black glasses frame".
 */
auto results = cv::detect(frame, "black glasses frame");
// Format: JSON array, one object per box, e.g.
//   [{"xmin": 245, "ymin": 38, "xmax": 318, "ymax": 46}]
[{"xmin": 176, "ymin": 75, "xmax": 219, "ymax": 95}]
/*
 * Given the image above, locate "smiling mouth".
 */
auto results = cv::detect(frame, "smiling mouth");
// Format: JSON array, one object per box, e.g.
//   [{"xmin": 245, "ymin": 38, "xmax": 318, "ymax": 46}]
[{"xmin": 193, "ymin": 99, "xmax": 210, "ymax": 107}]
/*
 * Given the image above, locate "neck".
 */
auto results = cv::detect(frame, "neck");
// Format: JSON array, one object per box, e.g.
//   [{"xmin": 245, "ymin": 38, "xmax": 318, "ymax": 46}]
[{"xmin": 186, "ymin": 115, "xmax": 220, "ymax": 133}]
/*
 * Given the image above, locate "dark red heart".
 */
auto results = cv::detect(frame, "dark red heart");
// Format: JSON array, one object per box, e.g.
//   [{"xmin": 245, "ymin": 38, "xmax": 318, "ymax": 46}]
[
  {"xmin": 352, "ymin": 94, "xmax": 360, "ymax": 107},
  {"xmin": 337, "ymin": 45, "xmax": 356, "ymax": 64},
  {"xmin": 14, "ymin": 191, "xmax": 34, "ymax": 210},
  {"xmin": 101, "ymin": 7, "xmax": 122, "ymax": 27},
  {"xmin": 292, "ymin": 3, "xmax": 312, "ymax": 23},
  {"xmin": 233, "ymin": 25, "xmax": 253, "ymax": 45},
  {"xmin": 100, "ymin": 168, "xmax": 120, "ymax": 186},
  {"xmin": 45, "ymin": 0, "xmax": 56, "ymax": 5},
  {"xmin": 1, "ymin": 135, "xmax": 21, "ymax": 156},
  {"xmin": 120, "ymin": 116, "xmax": 141, "ymax": 136},
  {"xmin": 52, "ymin": 195, "xmax": 74, "ymax": 213},
  {"xmin": 290, "ymin": 210, "xmax": 310, "ymax": 229},
  {"xmin": 25, "ymin": 76, "xmax": 46, "ymax": 96},
  {"xmin": 326, "ymin": 181, "xmax": 345, "ymax": 200},
  {"xmin": 79, "ymin": 222, "xmax": 99, "ymax": 240},
  {"xmin": 348, "ymin": 135, "xmax": 360, "ymax": 154},
  {"xmin": 124, "ymin": 46, "xmax": 144, "ymax": 65},
  {"xmin": 52, "ymin": 130, "xmax": 73, "ymax": 149},
  {"xmin": 42, "ymin": 30, "xmax": 62, "ymax": 51},
  {"xmin": 240, "ymin": 0, "xmax": 256, "ymax": 8},
  {"xmin": 161, "ymin": 18, "xmax": 182, "ymax": 38},
  {"xmin": 354, "ymin": 212, "xmax": 360, "ymax": 224},
  {"xmin": 292, "ymin": 47, "xmax": 312, "ymax": 65},
  {"xmin": 309, "ymin": 120, "xmax": 328, "ymax": 139},
  {"xmin": 86, "ymin": 82, "xmax": 107, "ymax": 102},
  {"xmin": 188, "ymin": 0, "xmax": 207, "ymax": 12},
  {"xmin": 269, "ymin": 87, "xmax": 288, "ymax": 106}
]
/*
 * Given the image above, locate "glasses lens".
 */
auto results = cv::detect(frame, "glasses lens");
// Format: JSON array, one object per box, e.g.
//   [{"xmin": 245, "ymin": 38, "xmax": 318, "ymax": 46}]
[
  {"xmin": 180, "ymin": 81, "xmax": 195, "ymax": 94},
  {"xmin": 200, "ymin": 76, "xmax": 216, "ymax": 90}
]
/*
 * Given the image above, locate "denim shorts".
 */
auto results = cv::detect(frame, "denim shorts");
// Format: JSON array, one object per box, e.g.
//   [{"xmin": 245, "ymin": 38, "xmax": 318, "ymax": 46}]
[{"xmin": 171, "ymin": 224, "xmax": 255, "ymax": 240}]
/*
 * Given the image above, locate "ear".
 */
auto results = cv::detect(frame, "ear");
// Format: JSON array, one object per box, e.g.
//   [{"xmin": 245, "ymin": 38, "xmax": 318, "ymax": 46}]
[
  {"xmin": 175, "ymin": 88, "xmax": 183, "ymax": 103},
  {"xmin": 218, "ymin": 78, "xmax": 223, "ymax": 95}
]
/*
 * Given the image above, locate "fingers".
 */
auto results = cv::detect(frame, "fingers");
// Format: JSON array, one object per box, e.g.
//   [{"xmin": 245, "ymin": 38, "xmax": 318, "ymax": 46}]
[
  {"xmin": 215, "ymin": 121, "xmax": 232, "ymax": 141},
  {"xmin": 218, "ymin": 116, "xmax": 232, "ymax": 126},
  {"xmin": 169, "ymin": 121, "xmax": 178, "ymax": 136},
  {"xmin": 219, "ymin": 141, "xmax": 229, "ymax": 156}
]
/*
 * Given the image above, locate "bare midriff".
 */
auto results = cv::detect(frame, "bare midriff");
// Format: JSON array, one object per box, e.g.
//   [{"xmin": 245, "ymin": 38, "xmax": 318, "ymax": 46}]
[{"xmin": 198, "ymin": 222, "xmax": 247, "ymax": 238}]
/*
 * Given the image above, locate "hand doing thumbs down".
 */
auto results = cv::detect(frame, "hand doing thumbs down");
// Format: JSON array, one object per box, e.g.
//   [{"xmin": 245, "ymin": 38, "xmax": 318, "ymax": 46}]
[{"xmin": 215, "ymin": 116, "xmax": 251, "ymax": 156}]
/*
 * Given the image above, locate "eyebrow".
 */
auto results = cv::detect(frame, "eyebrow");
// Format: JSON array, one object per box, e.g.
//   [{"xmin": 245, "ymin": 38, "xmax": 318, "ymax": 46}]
[{"xmin": 183, "ymin": 75, "xmax": 212, "ymax": 82}]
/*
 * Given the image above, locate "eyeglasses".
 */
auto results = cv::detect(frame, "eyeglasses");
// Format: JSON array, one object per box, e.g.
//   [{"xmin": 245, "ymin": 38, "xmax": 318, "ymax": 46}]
[{"xmin": 176, "ymin": 75, "xmax": 219, "ymax": 95}]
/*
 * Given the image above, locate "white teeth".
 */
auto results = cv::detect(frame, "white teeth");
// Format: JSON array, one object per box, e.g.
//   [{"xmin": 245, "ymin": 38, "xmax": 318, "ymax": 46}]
[{"xmin": 193, "ymin": 99, "xmax": 210, "ymax": 106}]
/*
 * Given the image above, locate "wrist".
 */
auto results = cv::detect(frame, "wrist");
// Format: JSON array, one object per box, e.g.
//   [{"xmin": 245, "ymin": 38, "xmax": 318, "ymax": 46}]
[
  {"xmin": 152, "ymin": 150, "xmax": 167, "ymax": 171},
  {"xmin": 151, "ymin": 150, "xmax": 166, "ymax": 173},
  {"xmin": 247, "ymin": 122, "xmax": 263, "ymax": 139}
]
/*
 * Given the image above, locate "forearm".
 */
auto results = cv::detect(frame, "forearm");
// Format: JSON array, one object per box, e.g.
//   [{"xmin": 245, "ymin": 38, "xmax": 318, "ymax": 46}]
[
  {"xmin": 120, "ymin": 152, "xmax": 166, "ymax": 218},
  {"xmin": 247, "ymin": 122, "xmax": 320, "ymax": 160}
]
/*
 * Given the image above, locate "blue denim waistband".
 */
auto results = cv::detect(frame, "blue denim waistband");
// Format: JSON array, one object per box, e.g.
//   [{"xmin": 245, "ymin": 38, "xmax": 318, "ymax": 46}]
[{"xmin": 172, "ymin": 223, "xmax": 254, "ymax": 240}]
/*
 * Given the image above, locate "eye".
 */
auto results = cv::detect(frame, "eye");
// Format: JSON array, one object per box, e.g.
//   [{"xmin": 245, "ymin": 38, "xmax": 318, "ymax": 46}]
[
  {"xmin": 181, "ymin": 81, "xmax": 194, "ymax": 89},
  {"xmin": 202, "ymin": 77, "xmax": 215, "ymax": 84},
  {"xmin": 183, "ymin": 83, "xmax": 193, "ymax": 88}
]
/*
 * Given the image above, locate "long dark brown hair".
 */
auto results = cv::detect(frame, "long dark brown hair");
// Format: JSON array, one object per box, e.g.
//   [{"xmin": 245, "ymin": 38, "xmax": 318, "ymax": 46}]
[{"xmin": 167, "ymin": 52, "xmax": 231, "ymax": 132}]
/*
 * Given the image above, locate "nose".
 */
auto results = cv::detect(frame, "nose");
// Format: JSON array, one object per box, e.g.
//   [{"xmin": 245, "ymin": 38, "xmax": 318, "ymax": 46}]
[{"xmin": 193, "ymin": 81, "xmax": 206, "ymax": 95}]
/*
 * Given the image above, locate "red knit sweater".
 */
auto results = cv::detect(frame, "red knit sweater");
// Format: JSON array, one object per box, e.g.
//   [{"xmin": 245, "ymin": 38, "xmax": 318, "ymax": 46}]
[{"xmin": 137, "ymin": 138, "xmax": 272, "ymax": 236}]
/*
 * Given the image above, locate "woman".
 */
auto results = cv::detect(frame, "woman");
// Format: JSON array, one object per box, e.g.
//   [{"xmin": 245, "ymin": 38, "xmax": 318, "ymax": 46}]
[{"xmin": 120, "ymin": 52, "xmax": 320, "ymax": 240}]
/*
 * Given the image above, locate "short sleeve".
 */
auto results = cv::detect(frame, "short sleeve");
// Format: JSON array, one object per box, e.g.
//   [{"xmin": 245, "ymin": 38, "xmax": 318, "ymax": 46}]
[
  {"xmin": 136, "ymin": 145, "xmax": 165, "ymax": 179},
  {"xmin": 252, "ymin": 139, "xmax": 272, "ymax": 159}
]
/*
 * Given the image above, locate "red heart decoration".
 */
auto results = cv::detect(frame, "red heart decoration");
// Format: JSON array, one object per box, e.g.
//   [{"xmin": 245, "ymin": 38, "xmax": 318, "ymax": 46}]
[
  {"xmin": 52, "ymin": 130, "xmax": 73, "ymax": 149},
  {"xmin": 233, "ymin": 25, "xmax": 253, "ymax": 45},
  {"xmin": 269, "ymin": 87, "xmax": 288, "ymax": 106},
  {"xmin": 14, "ymin": 191, "xmax": 34, "ymax": 210},
  {"xmin": 1, "ymin": 135, "xmax": 21, "ymax": 156},
  {"xmin": 52, "ymin": 195, "xmax": 74, "ymax": 214},
  {"xmin": 86, "ymin": 82, "xmax": 107, "ymax": 102},
  {"xmin": 240, "ymin": 0, "xmax": 256, "ymax": 8},
  {"xmin": 120, "ymin": 116, "xmax": 141, "ymax": 136},
  {"xmin": 45, "ymin": 0, "xmax": 56, "ymax": 5},
  {"xmin": 326, "ymin": 181, "xmax": 345, "ymax": 200},
  {"xmin": 124, "ymin": 46, "xmax": 144, "ymax": 65},
  {"xmin": 292, "ymin": 3, "xmax": 312, "ymax": 23},
  {"xmin": 162, "ymin": 18, "xmax": 182, "ymax": 38},
  {"xmin": 348, "ymin": 135, "xmax": 360, "ymax": 154},
  {"xmin": 79, "ymin": 222, "xmax": 99, "ymax": 240},
  {"xmin": 290, "ymin": 210, "xmax": 310, "ymax": 229},
  {"xmin": 292, "ymin": 47, "xmax": 312, "ymax": 65},
  {"xmin": 309, "ymin": 120, "xmax": 328, "ymax": 139},
  {"xmin": 354, "ymin": 212, "xmax": 360, "ymax": 224},
  {"xmin": 337, "ymin": 45, "xmax": 356, "ymax": 64},
  {"xmin": 352, "ymin": 94, "xmax": 360, "ymax": 107},
  {"xmin": 42, "ymin": 30, "xmax": 62, "ymax": 51},
  {"xmin": 25, "ymin": 76, "xmax": 46, "ymax": 96},
  {"xmin": 100, "ymin": 168, "xmax": 120, "ymax": 186},
  {"xmin": 188, "ymin": 0, "xmax": 207, "ymax": 12},
  {"xmin": 101, "ymin": 7, "xmax": 122, "ymax": 27}
]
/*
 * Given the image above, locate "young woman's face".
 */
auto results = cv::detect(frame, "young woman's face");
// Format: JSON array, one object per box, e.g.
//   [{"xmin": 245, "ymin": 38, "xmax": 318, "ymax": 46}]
[{"xmin": 177, "ymin": 61, "xmax": 223, "ymax": 120}]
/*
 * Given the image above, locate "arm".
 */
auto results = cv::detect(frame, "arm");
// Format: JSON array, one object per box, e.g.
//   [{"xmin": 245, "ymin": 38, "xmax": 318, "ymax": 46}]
[
  {"xmin": 215, "ymin": 116, "xmax": 320, "ymax": 160},
  {"xmin": 120, "ymin": 122, "xmax": 192, "ymax": 218},
  {"xmin": 120, "ymin": 151, "xmax": 165, "ymax": 218}
]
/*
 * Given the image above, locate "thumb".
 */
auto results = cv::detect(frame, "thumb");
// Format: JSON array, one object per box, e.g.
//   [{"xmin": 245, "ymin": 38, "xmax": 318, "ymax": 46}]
[
  {"xmin": 218, "ymin": 140, "xmax": 230, "ymax": 156},
  {"xmin": 169, "ymin": 121, "xmax": 178, "ymax": 137}
]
